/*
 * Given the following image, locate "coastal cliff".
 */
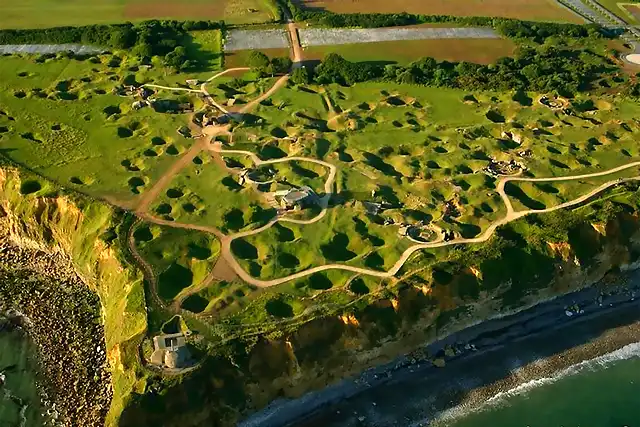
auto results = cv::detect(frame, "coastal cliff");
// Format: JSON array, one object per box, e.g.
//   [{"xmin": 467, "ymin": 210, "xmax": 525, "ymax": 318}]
[
  {"xmin": 120, "ymin": 182, "xmax": 640, "ymax": 425},
  {"xmin": 0, "ymin": 167, "xmax": 146, "ymax": 427},
  {"xmin": 2, "ymin": 164, "xmax": 640, "ymax": 427}
]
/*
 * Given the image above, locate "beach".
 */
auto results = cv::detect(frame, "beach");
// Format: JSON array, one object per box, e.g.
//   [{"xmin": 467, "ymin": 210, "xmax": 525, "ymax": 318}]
[{"xmin": 240, "ymin": 269, "xmax": 640, "ymax": 427}]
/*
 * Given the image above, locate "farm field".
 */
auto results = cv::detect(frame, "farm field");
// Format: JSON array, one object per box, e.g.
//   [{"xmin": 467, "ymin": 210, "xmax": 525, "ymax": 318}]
[
  {"xmin": 0, "ymin": 0, "xmax": 277, "ymax": 29},
  {"xmin": 293, "ymin": 0, "xmax": 585, "ymax": 23},
  {"xmin": 302, "ymin": 38, "xmax": 518, "ymax": 65},
  {"xmin": 595, "ymin": 0, "xmax": 640, "ymax": 24},
  {"xmin": 620, "ymin": 2, "xmax": 640, "ymax": 25}
]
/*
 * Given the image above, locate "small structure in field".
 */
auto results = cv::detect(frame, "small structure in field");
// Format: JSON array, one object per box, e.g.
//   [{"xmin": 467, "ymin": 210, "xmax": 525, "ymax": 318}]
[
  {"xmin": 150, "ymin": 333, "xmax": 191, "ymax": 369},
  {"xmin": 483, "ymin": 159, "xmax": 526, "ymax": 177},
  {"xmin": 186, "ymin": 79, "xmax": 200, "ymax": 86},
  {"xmin": 132, "ymin": 100, "xmax": 148, "ymax": 110},
  {"xmin": 501, "ymin": 131, "xmax": 523, "ymax": 145},
  {"xmin": 277, "ymin": 186, "xmax": 319, "ymax": 210}
]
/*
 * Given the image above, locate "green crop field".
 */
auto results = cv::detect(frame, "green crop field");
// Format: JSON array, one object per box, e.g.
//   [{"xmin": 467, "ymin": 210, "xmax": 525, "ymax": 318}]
[
  {"xmin": 303, "ymin": 38, "xmax": 518, "ymax": 66},
  {"xmin": 0, "ymin": 0, "xmax": 277, "ymax": 29}
]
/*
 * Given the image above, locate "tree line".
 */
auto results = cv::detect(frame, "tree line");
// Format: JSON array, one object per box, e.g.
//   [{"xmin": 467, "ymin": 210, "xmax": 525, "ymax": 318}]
[
  {"xmin": 0, "ymin": 20, "xmax": 223, "ymax": 70},
  {"xmin": 308, "ymin": 45, "xmax": 629, "ymax": 96}
]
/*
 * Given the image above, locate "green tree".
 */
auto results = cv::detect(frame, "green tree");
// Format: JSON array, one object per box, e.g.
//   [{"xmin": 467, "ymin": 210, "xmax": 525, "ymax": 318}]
[
  {"xmin": 270, "ymin": 56, "xmax": 292, "ymax": 74},
  {"xmin": 248, "ymin": 51, "xmax": 270, "ymax": 69},
  {"xmin": 290, "ymin": 66, "xmax": 311, "ymax": 85}
]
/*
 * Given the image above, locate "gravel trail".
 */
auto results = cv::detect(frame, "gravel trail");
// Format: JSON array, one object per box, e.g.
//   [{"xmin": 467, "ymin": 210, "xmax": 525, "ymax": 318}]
[
  {"xmin": 298, "ymin": 27, "xmax": 499, "ymax": 47},
  {"xmin": 224, "ymin": 29, "xmax": 290, "ymax": 51},
  {"xmin": 0, "ymin": 44, "xmax": 104, "ymax": 54}
]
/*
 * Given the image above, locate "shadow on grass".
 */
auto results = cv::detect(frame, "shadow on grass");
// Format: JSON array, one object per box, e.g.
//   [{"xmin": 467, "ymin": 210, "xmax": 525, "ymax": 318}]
[
  {"xmin": 231, "ymin": 238, "xmax": 258, "ymax": 260},
  {"xmin": 309, "ymin": 273, "xmax": 333, "ymax": 290},
  {"xmin": 158, "ymin": 263, "xmax": 193, "ymax": 301},
  {"xmin": 504, "ymin": 182, "xmax": 546, "ymax": 210},
  {"xmin": 349, "ymin": 278, "xmax": 370, "ymax": 295},
  {"xmin": 266, "ymin": 298, "xmax": 294, "ymax": 318},
  {"xmin": 188, "ymin": 243, "xmax": 212, "ymax": 260},
  {"xmin": 321, "ymin": 233, "xmax": 356, "ymax": 261},
  {"xmin": 181, "ymin": 294, "xmax": 209, "ymax": 313}
]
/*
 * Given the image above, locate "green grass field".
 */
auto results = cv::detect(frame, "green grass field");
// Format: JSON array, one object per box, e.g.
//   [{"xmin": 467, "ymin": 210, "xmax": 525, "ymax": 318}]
[
  {"xmin": 303, "ymin": 38, "xmax": 518, "ymax": 66},
  {"xmin": 0, "ymin": 0, "xmax": 277, "ymax": 29},
  {"xmin": 0, "ymin": 55, "xmax": 198, "ymax": 204},
  {"xmin": 133, "ymin": 223, "xmax": 221, "ymax": 302}
]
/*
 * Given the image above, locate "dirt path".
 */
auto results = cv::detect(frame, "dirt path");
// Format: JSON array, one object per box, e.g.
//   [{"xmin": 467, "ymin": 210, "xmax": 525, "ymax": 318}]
[
  {"xmin": 127, "ymin": 217, "xmax": 169, "ymax": 310},
  {"xmin": 136, "ymin": 130, "xmax": 640, "ymax": 290},
  {"xmin": 287, "ymin": 22, "xmax": 304, "ymax": 65},
  {"xmin": 219, "ymin": 162, "xmax": 640, "ymax": 287},
  {"xmin": 239, "ymin": 74, "xmax": 290, "ymax": 113},
  {"xmin": 135, "ymin": 138, "xmax": 208, "ymax": 215},
  {"xmin": 201, "ymin": 67, "xmax": 251, "ymax": 114}
]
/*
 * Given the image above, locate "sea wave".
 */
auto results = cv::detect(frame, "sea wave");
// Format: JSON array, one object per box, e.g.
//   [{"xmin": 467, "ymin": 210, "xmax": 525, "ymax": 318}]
[{"xmin": 428, "ymin": 341, "xmax": 640, "ymax": 426}]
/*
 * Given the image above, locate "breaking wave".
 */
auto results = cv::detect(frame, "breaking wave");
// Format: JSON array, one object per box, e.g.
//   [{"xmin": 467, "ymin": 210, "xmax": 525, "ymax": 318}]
[{"xmin": 429, "ymin": 342, "xmax": 640, "ymax": 425}]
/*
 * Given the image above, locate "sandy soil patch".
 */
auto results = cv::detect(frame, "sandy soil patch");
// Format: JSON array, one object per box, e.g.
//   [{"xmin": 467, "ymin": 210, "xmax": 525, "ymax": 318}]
[
  {"xmin": 295, "ymin": 0, "xmax": 583, "ymax": 23},
  {"xmin": 626, "ymin": 53, "xmax": 640, "ymax": 65}
]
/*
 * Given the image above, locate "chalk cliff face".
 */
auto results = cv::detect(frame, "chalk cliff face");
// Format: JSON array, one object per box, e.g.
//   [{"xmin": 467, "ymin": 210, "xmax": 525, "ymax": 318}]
[
  {"xmin": 2, "ymin": 166, "xmax": 640, "ymax": 427},
  {"xmin": 0, "ymin": 167, "xmax": 146, "ymax": 427}
]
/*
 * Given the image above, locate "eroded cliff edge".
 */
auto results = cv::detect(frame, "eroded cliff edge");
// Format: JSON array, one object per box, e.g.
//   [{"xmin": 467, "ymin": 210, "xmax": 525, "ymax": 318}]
[{"xmin": 0, "ymin": 167, "xmax": 146, "ymax": 427}]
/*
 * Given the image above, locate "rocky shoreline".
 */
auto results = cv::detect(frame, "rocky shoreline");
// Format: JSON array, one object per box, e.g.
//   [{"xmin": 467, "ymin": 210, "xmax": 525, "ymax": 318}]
[
  {"xmin": 0, "ymin": 239, "xmax": 112, "ymax": 427},
  {"xmin": 240, "ymin": 269, "xmax": 640, "ymax": 427}
]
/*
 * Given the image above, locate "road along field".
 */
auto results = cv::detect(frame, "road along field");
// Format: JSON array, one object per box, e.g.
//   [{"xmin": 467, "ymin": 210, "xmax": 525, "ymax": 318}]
[
  {"xmin": 302, "ymin": 38, "xmax": 518, "ymax": 65},
  {"xmin": 0, "ymin": 0, "xmax": 276, "ymax": 29},
  {"xmin": 293, "ymin": 0, "xmax": 584, "ymax": 23}
]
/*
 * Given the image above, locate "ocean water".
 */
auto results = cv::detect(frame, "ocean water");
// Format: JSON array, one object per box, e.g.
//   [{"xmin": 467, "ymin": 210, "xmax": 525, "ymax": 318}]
[
  {"xmin": 437, "ymin": 343, "xmax": 640, "ymax": 427},
  {"xmin": 0, "ymin": 331, "xmax": 44, "ymax": 427}
]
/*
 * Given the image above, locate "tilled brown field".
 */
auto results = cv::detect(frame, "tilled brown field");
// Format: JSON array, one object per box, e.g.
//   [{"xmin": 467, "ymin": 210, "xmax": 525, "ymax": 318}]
[
  {"xmin": 624, "ymin": 4, "xmax": 640, "ymax": 22},
  {"xmin": 295, "ymin": 0, "xmax": 584, "ymax": 23}
]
